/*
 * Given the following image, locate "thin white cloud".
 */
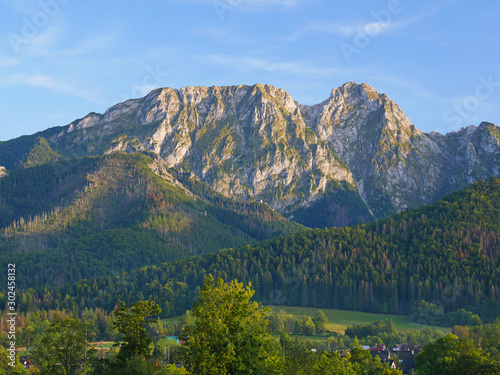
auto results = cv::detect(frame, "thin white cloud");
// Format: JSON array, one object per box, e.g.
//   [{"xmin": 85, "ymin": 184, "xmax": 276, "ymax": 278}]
[
  {"xmin": 181, "ymin": 0, "xmax": 305, "ymax": 10},
  {"xmin": 0, "ymin": 55, "xmax": 19, "ymax": 68},
  {"xmin": 289, "ymin": 7, "xmax": 442, "ymax": 40},
  {"xmin": 2, "ymin": 0, "xmax": 40, "ymax": 14},
  {"xmin": 0, "ymin": 73, "xmax": 64, "ymax": 89},
  {"xmin": 204, "ymin": 54, "xmax": 337, "ymax": 76},
  {"xmin": 9, "ymin": 22, "xmax": 65, "ymax": 56},
  {"xmin": 0, "ymin": 73, "xmax": 103, "ymax": 104},
  {"xmin": 60, "ymin": 32, "xmax": 118, "ymax": 57}
]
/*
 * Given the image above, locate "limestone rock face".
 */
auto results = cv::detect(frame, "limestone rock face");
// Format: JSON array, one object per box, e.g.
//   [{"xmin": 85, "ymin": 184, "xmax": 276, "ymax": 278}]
[
  {"xmin": 49, "ymin": 84, "xmax": 354, "ymax": 215},
  {"xmin": 302, "ymin": 82, "xmax": 444, "ymax": 217},
  {"xmin": 36, "ymin": 82, "xmax": 500, "ymax": 220},
  {"xmin": 301, "ymin": 83, "xmax": 500, "ymax": 217}
]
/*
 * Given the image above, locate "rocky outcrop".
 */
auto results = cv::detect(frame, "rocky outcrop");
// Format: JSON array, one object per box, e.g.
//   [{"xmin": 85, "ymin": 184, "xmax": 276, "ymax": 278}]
[
  {"xmin": 301, "ymin": 83, "xmax": 500, "ymax": 217},
  {"xmin": 48, "ymin": 84, "xmax": 355, "ymax": 216},
  {"xmin": 302, "ymin": 82, "xmax": 447, "ymax": 217}
]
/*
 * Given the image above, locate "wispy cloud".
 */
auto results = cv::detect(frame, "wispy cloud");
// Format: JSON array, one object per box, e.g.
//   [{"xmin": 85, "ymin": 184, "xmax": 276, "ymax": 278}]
[
  {"xmin": 180, "ymin": 0, "xmax": 305, "ymax": 10},
  {"xmin": 2, "ymin": 0, "xmax": 39, "ymax": 14},
  {"xmin": 289, "ymin": 7, "xmax": 442, "ymax": 40},
  {"xmin": 204, "ymin": 54, "xmax": 338, "ymax": 76},
  {"xmin": 10, "ymin": 22, "xmax": 65, "ymax": 56},
  {"xmin": 60, "ymin": 32, "xmax": 118, "ymax": 57},
  {"xmin": 0, "ymin": 55, "xmax": 19, "ymax": 68},
  {"xmin": 0, "ymin": 73, "xmax": 103, "ymax": 104},
  {"xmin": 0, "ymin": 73, "xmax": 66, "ymax": 89}
]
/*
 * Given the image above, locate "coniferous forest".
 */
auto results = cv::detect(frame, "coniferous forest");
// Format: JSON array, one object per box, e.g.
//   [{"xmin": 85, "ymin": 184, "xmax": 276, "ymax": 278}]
[{"xmin": 47, "ymin": 178, "xmax": 500, "ymax": 316}]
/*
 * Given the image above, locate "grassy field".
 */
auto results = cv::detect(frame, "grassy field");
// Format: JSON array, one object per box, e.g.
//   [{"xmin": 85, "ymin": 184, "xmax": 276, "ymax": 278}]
[
  {"xmin": 160, "ymin": 305, "xmax": 450, "ymax": 335},
  {"xmin": 267, "ymin": 305, "xmax": 449, "ymax": 334}
]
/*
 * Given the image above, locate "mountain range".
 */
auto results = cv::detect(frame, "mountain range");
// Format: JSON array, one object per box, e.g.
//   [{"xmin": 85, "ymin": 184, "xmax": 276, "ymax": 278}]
[{"xmin": 1, "ymin": 82, "xmax": 499, "ymax": 227}]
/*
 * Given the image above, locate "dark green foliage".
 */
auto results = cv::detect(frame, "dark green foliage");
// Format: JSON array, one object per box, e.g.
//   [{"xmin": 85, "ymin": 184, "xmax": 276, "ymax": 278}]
[
  {"xmin": 349, "ymin": 344, "xmax": 402, "ymax": 374},
  {"xmin": 452, "ymin": 318, "xmax": 500, "ymax": 361},
  {"xmin": 325, "ymin": 327, "xmax": 445, "ymax": 351},
  {"xmin": 411, "ymin": 302, "xmax": 482, "ymax": 327},
  {"xmin": 113, "ymin": 300, "xmax": 162, "ymax": 361},
  {"xmin": 345, "ymin": 319, "xmax": 394, "ymax": 338},
  {"xmin": 171, "ymin": 170, "xmax": 306, "ymax": 240},
  {"xmin": 280, "ymin": 334, "xmax": 321, "ymax": 374},
  {"xmin": 267, "ymin": 311, "xmax": 326, "ymax": 336},
  {"xmin": 415, "ymin": 334, "xmax": 500, "ymax": 374},
  {"xmin": 0, "ymin": 135, "xmax": 40, "ymax": 170},
  {"xmin": 0, "ymin": 135, "xmax": 60, "ymax": 170},
  {"xmin": 17, "ymin": 137, "xmax": 60, "ymax": 168},
  {"xmin": 0, "ymin": 156, "xmax": 95, "ymax": 227},
  {"xmin": 31, "ymin": 315, "xmax": 92, "ymax": 375},
  {"xmin": 313, "ymin": 311, "xmax": 328, "ymax": 334},
  {"xmin": 279, "ymin": 334, "xmax": 402, "ymax": 374},
  {"xmin": 290, "ymin": 181, "xmax": 374, "ymax": 228}
]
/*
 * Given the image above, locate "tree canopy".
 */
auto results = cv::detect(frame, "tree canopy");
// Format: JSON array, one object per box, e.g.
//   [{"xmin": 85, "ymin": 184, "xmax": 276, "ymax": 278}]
[
  {"xmin": 113, "ymin": 300, "xmax": 162, "ymax": 361},
  {"xmin": 181, "ymin": 275, "xmax": 275, "ymax": 374},
  {"xmin": 31, "ymin": 315, "xmax": 92, "ymax": 375}
]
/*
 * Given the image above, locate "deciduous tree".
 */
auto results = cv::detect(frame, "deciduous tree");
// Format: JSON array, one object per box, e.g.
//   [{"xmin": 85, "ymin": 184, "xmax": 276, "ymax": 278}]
[
  {"xmin": 113, "ymin": 300, "xmax": 161, "ymax": 361},
  {"xmin": 31, "ymin": 315, "xmax": 91, "ymax": 375},
  {"xmin": 181, "ymin": 275, "xmax": 275, "ymax": 374}
]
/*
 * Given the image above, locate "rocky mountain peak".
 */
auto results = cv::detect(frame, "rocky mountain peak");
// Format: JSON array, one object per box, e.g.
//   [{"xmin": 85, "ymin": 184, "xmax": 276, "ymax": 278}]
[{"xmin": 330, "ymin": 81, "xmax": 380, "ymax": 102}]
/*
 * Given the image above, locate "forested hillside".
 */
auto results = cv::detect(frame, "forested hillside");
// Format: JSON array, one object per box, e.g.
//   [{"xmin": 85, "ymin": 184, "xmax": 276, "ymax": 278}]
[
  {"xmin": 9, "ymin": 176, "xmax": 498, "ymax": 320},
  {"xmin": 0, "ymin": 152, "xmax": 303, "ymax": 288}
]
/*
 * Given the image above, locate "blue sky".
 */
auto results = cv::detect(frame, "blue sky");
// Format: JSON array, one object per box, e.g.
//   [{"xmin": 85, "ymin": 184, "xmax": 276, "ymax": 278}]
[{"xmin": 1, "ymin": 0, "xmax": 499, "ymax": 141}]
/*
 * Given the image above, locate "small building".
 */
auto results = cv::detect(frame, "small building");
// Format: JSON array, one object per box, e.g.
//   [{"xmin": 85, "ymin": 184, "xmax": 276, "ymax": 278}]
[{"xmin": 19, "ymin": 356, "xmax": 33, "ymax": 369}]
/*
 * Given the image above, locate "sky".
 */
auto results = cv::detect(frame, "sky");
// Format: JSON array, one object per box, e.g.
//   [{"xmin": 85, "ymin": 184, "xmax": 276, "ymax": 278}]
[{"xmin": 1, "ymin": 0, "xmax": 499, "ymax": 141}]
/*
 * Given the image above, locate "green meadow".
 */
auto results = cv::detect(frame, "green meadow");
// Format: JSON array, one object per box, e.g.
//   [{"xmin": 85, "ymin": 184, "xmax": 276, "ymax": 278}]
[{"xmin": 267, "ymin": 305, "xmax": 450, "ymax": 334}]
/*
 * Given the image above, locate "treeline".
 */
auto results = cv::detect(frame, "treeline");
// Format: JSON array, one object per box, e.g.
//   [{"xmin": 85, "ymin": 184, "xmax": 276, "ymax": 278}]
[
  {"xmin": 341, "ymin": 319, "xmax": 445, "ymax": 350},
  {"xmin": 290, "ymin": 180, "xmax": 374, "ymax": 228},
  {"xmin": 0, "ymin": 307, "xmax": 445, "ymax": 353},
  {"xmin": 410, "ymin": 300, "xmax": 483, "ymax": 327},
  {"xmin": 267, "ymin": 313, "xmax": 446, "ymax": 350},
  {"xmin": 345, "ymin": 318, "xmax": 394, "ymax": 338},
  {"xmin": 267, "ymin": 310, "xmax": 329, "ymax": 336},
  {"xmin": 170, "ymin": 168, "xmax": 305, "ymax": 240},
  {"xmin": 0, "ymin": 135, "xmax": 48, "ymax": 170}
]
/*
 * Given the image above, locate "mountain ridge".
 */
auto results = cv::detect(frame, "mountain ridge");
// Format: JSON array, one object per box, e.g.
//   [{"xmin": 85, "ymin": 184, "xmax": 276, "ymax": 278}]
[{"xmin": 1, "ymin": 82, "xmax": 499, "ymax": 225}]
